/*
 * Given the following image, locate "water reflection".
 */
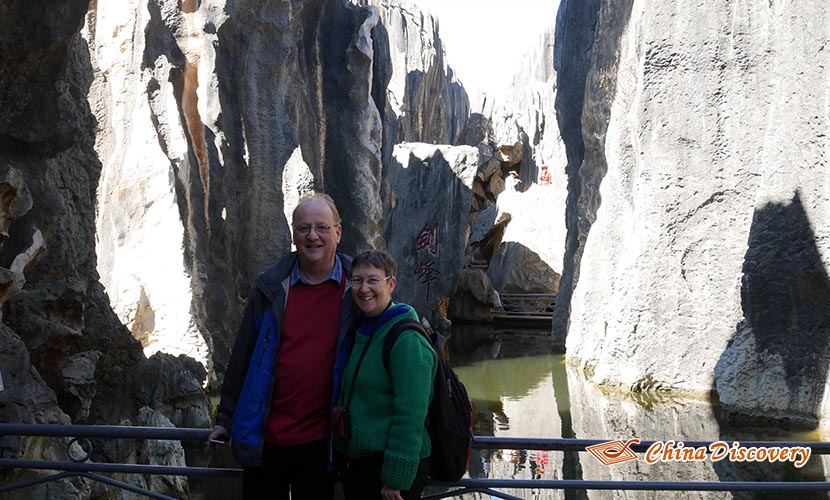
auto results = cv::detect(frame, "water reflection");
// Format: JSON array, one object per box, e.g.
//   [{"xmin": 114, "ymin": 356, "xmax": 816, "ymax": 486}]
[{"xmin": 447, "ymin": 324, "xmax": 830, "ymax": 500}]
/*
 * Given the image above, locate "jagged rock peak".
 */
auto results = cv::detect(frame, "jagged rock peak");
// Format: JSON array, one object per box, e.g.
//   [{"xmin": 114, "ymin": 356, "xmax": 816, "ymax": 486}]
[{"xmin": 355, "ymin": 0, "xmax": 470, "ymax": 146}]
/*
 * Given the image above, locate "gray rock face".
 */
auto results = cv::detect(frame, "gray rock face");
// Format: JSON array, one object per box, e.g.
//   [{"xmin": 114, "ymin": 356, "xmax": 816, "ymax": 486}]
[
  {"xmin": 559, "ymin": 0, "xmax": 830, "ymax": 427},
  {"xmin": 482, "ymin": 28, "xmax": 568, "ymax": 190},
  {"xmin": 356, "ymin": 0, "xmax": 469, "ymax": 146},
  {"xmin": 134, "ymin": 407, "xmax": 189, "ymax": 499},
  {"xmin": 551, "ymin": 0, "xmax": 601, "ymax": 343},
  {"xmin": 134, "ymin": 352, "xmax": 211, "ymax": 429},
  {"xmin": 91, "ymin": 0, "xmax": 390, "ymax": 377},
  {"xmin": 0, "ymin": 324, "xmax": 70, "ymax": 440},
  {"xmin": 0, "ymin": 1, "xmax": 223, "ymax": 494},
  {"xmin": 447, "ymin": 268, "xmax": 501, "ymax": 322},
  {"xmin": 58, "ymin": 350, "xmax": 101, "ymax": 422},
  {"xmin": 384, "ymin": 143, "xmax": 478, "ymax": 323},
  {"xmin": 0, "ymin": 0, "xmax": 152, "ymax": 432}
]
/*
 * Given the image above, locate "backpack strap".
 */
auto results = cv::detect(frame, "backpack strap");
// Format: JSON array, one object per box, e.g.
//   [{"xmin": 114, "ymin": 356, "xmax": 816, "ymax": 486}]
[{"xmin": 382, "ymin": 319, "xmax": 429, "ymax": 378}]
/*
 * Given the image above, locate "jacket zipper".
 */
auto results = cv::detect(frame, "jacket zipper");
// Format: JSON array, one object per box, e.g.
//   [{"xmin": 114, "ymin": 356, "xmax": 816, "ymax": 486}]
[{"xmin": 257, "ymin": 326, "xmax": 272, "ymax": 368}]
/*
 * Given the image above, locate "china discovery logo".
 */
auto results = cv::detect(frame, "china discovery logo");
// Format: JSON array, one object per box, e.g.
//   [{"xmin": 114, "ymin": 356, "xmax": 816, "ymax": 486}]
[
  {"xmin": 586, "ymin": 439, "xmax": 640, "ymax": 465},
  {"xmin": 586, "ymin": 439, "xmax": 812, "ymax": 468}
]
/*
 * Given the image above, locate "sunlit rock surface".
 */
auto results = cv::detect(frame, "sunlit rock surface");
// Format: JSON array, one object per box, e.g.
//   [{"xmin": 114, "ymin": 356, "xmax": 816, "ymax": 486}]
[
  {"xmin": 559, "ymin": 0, "xmax": 830, "ymax": 427},
  {"xmin": 480, "ymin": 28, "xmax": 567, "ymax": 189},
  {"xmin": 88, "ymin": 0, "xmax": 389, "ymax": 379},
  {"xmin": 455, "ymin": 28, "xmax": 568, "ymax": 311},
  {"xmin": 487, "ymin": 184, "xmax": 565, "ymax": 295}
]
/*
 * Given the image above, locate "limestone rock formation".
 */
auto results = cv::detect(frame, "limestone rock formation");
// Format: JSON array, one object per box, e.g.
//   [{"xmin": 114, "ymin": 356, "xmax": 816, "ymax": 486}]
[
  {"xmin": 384, "ymin": 143, "xmax": 478, "ymax": 324},
  {"xmin": 356, "ymin": 0, "xmax": 469, "ymax": 146},
  {"xmin": 0, "ymin": 325, "xmax": 71, "ymax": 459},
  {"xmin": 0, "ymin": 0, "xmax": 146, "ymax": 430},
  {"xmin": 134, "ymin": 407, "xmax": 190, "ymax": 499},
  {"xmin": 57, "ymin": 350, "xmax": 101, "ymax": 422},
  {"xmin": 447, "ymin": 268, "xmax": 501, "ymax": 322},
  {"xmin": 558, "ymin": 0, "xmax": 830, "ymax": 429},
  {"xmin": 87, "ymin": 0, "xmax": 473, "ymax": 382},
  {"xmin": 0, "ymin": 0, "xmax": 217, "ymax": 495},
  {"xmin": 469, "ymin": 28, "xmax": 567, "ymax": 194},
  {"xmin": 89, "ymin": 0, "xmax": 390, "ymax": 378},
  {"xmin": 448, "ymin": 28, "xmax": 567, "ymax": 319}
]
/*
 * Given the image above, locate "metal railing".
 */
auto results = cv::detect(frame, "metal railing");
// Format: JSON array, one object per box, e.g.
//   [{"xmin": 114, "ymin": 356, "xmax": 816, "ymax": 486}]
[
  {"xmin": 3, "ymin": 424, "xmax": 830, "ymax": 499},
  {"xmin": 494, "ymin": 294, "xmax": 556, "ymax": 321}
]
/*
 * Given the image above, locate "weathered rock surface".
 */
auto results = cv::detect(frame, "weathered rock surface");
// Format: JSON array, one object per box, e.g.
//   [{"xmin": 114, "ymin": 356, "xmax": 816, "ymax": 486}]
[
  {"xmin": 0, "ymin": 324, "xmax": 70, "ymax": 446},
  {"xmin": 356, "ymin": 0, "xmax": 469, "ymax": 146},
  {"xmin": 89, "ymin": 0, "xmax": 389, "ymax": 378},
  {"xmin": 134, "ymin": 407, "xmax": 190, "ymax": 499},
  {"xmin": 559, "ymin": 0, "xmax": 830, "ymax": 428},
  {"xmin": 550, "ymin": 0, "xmax": 600, "ymax": 344},
  {"xmin": 0, "ymin": 0, "xmax": 227, "ymax": 495},
  {"xmin": 0, "ymin": 0, "xmax": 149, "ymax": 430},
  {"xmin": 57, "ymin": 350, "xmax": 101, "ymax": 422},
  {"xmin": 469, "ymin": 28, "xmax": 567, "ymax": 192},
  {"xmin": 447, "ymin": 268, "xmax": 501, "ymax": 322},
  {"xmin": 384, "ymin": 143, "xmax": 478, "ymax": 323}
]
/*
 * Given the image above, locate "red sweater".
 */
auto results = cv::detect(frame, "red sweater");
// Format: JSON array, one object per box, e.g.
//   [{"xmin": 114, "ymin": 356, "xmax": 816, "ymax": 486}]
[{"xmin": 265, "ymin": 278, "xmax": 344, "ymax": 445}]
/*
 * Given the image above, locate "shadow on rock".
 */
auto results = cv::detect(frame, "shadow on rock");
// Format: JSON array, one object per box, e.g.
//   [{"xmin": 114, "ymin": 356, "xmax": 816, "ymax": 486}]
[{"xmin": 714, "ymin": 191, "xmax": 830, "ymax": 498}]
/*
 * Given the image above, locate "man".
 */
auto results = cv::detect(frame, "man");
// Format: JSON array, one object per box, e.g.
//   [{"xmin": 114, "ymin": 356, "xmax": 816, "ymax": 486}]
[
  {"xmin": 209, "ymin": 193, "xmax": 356, "ymax": 500},
  {"xmin": 539, "ymin": 165, "xmax": 552, "ymax": 185}
]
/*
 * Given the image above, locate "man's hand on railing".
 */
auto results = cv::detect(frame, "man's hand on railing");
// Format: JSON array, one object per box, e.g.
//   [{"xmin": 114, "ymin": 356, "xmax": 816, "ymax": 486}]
[{"xmin": 206, "ymin": 424, "xmax": 229, "ymax": 451}]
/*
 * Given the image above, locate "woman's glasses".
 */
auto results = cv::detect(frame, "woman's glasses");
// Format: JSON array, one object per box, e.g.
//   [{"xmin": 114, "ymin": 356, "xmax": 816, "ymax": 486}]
[{"xmin": 351, "ymin": 276, "xmax": 392, "ymax": 289}]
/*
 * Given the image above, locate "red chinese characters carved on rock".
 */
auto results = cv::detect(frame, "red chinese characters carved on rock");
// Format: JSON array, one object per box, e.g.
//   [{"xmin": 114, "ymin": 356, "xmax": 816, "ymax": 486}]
[{"xmin": 415, "ymin": 223, "xmax": 440, "ymax": 257}]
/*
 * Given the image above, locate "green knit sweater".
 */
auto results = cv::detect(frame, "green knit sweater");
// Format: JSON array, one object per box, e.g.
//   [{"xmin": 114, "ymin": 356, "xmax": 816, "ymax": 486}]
[{"xmin": 333, "ymin": 303, "xmax": 437, "ymax": 490}]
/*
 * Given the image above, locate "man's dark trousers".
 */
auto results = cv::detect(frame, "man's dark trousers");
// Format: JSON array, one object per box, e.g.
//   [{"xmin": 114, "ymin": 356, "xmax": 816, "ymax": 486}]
[{"xmin": 242, "ymin": 439, "xmax": 333, "ymax": 500}]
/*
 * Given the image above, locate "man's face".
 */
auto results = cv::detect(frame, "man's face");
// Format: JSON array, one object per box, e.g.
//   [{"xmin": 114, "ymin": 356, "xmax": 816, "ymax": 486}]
[{"xmin": 292, "ymin": 200, "xmax": 342, "ymax": 270}]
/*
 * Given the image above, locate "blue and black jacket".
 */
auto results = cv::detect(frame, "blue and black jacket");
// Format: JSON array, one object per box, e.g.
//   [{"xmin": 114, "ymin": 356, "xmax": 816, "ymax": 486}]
[{"xmin": 215, "ymin": 251, "xmax": 356, "ymax": 466}]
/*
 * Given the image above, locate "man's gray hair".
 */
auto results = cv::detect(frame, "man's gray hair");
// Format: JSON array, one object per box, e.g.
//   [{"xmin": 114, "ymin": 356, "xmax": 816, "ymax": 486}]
[{"xmin": 292, "ymin": 193, "xmax": 341, "ymax": 225}]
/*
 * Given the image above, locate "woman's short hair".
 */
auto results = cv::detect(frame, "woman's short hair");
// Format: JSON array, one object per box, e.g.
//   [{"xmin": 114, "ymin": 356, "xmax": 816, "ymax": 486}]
[{"xmin": 352, "ymin": 249, "xmax": 398, "ymax": 278}]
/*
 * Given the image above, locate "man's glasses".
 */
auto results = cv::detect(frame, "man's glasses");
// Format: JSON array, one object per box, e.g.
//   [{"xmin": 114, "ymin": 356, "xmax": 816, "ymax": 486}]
[
  {"xmin": 294, "ymin": 224, "xmax": 337, "ymax": 235},
  {"xmin": 351, "ymin": 276, "xmax": 392, "ymax": 289}
]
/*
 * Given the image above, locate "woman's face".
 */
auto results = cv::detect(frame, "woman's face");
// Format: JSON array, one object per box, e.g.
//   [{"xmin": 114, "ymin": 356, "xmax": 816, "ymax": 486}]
[{"xmin": 351, "ymin": 264, "xmax": 397, "ymax": 317}]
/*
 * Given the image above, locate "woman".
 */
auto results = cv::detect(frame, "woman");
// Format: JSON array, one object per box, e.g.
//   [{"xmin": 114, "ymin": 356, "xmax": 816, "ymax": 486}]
[{"xmin": 334, "ymin": 249, "xmax": 437, "ymax": 500}]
